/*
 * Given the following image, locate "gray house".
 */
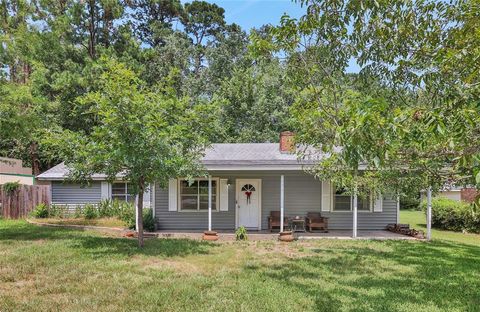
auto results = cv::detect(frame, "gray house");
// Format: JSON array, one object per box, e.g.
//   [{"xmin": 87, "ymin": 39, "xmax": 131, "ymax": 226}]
[{"xmin": 37, "ymin": 133, "xmax": 399, "ymax": 232}]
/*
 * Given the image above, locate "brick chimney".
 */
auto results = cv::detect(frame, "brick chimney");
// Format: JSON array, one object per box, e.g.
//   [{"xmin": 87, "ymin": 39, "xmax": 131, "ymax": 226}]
[
  {"xmin": 279, "ymin": 131, "xmax": 295, "ymax": 153},
  {"xmin": 461, "ymin": 188, "xmax": 479, "ymax": 203}
]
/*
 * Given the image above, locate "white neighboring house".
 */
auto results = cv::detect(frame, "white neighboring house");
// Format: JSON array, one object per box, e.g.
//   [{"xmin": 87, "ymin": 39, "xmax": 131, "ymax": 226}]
[
  {"xmin": 432, "ymin": 186, "xmax": 478, "ymax": 203},
  {"xmin": 437, "ymin": 187, "xmax": 462, "ymax": 201},
  {"xmin": 0, "ymin": 157, "xmax": 34, "ymax": 185}
]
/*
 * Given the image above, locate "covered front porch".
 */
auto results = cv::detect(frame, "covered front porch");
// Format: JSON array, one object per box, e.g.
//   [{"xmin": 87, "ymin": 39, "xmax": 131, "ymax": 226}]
[
  {"xmin": 155, "ymin": 168, "xmax": 407, "ymax": 236},
  {"xmin": 154, "ymin": 170, "xmax": 401, "ymax": 236}
]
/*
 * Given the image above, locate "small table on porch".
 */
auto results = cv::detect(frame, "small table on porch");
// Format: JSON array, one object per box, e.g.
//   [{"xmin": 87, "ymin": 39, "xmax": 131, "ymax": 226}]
[{"xmin": 290, "ymin": 218, "xmax": 306, "ymax": 232}]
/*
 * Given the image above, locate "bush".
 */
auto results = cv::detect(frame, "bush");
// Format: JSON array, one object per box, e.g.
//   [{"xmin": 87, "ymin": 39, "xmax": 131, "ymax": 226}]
[
  {"xmin": 117, "ymin": 201, "xmax": 135, "ymax": 226},
  {"xmin": 400, "ymin": 196, "xmax": 421, "ymax": 210},
  {"xmin": 73, "ymin": 205, "xmax": 83, "ymax": 218},
  {"xmin": 49, "ymin": 204, "xmax": 67, "ymax": 218},
  {"xmin": 98, "ymin": 199, "xmax": 121, "ymax": 218},
  {"xmin": 2, "ymin": 181, "xmax": 20, "ymax": 194},
  {"xmin": 30, "ymin": 199, "xmax": 155, "ymax": 231},
  {"xmin": 83, "ymin": 204, "xmax": 98, "ymax": 219},
  {"xmin": 32, "ymin": 203, "xmax": 49, "ymax": 218},
  {"xmin": 82, "ymin": 199, "xmax": 138, "ymax": 225},
  {"xmin": 121, "ymin": 205, "xmax": 155, "ymax": 232},
  {"xmin": 420, "ymin": 198, "xmax": 480, "ymax": 233},
  {"xmin": 143, "ymin": 208, "xmax": 155, "ymax": 232}
]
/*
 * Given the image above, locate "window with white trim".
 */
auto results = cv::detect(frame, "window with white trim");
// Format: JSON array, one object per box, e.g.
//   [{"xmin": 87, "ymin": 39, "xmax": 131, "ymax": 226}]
[
  {"xmin": 333, "ymin": 187, "xmax": 371, "ymax": 212},
  {"xmin": 111, "ymin": 182, "xmax": 135, "ymax": 202},
  {"xmin": 179, "ymin": 178, "xmax": 218, "ymax": 211}
]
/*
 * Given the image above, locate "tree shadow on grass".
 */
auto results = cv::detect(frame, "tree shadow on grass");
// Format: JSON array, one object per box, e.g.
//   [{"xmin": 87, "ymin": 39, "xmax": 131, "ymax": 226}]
[
  {"xmin": 71, "ymin": 235, "xmax": 214, "ymax": 258},
  {"xmin": 250, "ymin": 240, "xmax": 480, "ymax": 311},
  {"xmin": 0, "ymin": 220, "xmax": 215, "ymax": 258},
  {"xmin": 0, "ymin": 220, "xmax": 82, "ymax": 241}
]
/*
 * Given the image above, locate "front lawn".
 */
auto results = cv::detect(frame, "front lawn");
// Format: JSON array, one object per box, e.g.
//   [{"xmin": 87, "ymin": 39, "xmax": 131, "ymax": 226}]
[
  {"xmin": 401, "ymin": 210, "xmax": 480, "ymax": 246},
  {"xmin": 1, "ymin": 219, "xmax": 479, "ymax": 311}
]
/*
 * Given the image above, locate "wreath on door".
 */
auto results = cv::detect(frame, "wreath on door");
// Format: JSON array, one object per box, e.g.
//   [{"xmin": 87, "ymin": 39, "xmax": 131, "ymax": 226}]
[{"xmin": 241, "ymin": 184, "xmax": 256, "ymax": 204}]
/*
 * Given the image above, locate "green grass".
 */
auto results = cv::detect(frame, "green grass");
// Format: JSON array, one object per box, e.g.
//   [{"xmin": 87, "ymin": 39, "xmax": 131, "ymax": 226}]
[
  {"xmin": 1, "ymin": 219, "xmax": 479, "ymax": 311},
  {"xmin": 400, "ymin": 210, "xmax": 480, "ymax": 246}
]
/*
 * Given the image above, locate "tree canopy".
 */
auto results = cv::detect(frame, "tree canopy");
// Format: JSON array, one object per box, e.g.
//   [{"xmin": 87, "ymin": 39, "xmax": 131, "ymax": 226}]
[
  {"xmin": 1, "ymin": 0, "xmax": 479, "ymax": 202},
  {"xmin": 0, "ymin": 0, "xmax": 292, "ymax": 173},
  {"xmin": 50, "ymin": 59, "xmax": 218, "ymax": 246},
  {"xmin": 252, "ymin": 0, "xmax": 480, "ymax": 197}
]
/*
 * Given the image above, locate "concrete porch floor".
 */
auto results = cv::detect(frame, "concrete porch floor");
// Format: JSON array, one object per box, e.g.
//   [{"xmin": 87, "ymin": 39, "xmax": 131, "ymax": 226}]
[{"xmin": 154, "ymin": 230, "xmax": 415, "ymax": 241}]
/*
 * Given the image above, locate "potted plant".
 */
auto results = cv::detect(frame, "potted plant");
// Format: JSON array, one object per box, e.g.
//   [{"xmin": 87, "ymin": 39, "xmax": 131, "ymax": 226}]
[{"xmin": 235, "ymin": 226, "xmax": 248, "ymax": 241}]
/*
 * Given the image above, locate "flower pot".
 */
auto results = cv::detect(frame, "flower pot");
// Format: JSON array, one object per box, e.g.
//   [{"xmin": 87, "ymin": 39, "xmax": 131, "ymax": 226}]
[
  {"xmin": 203, "ymin": 230, "xmax": 219, "ymax": 241},
  {"xmin": 125, "ymin": 231, "xmax": 135, "ymax": 238},
  {"xmin": 279, "ymin": 231, "xmax": 294, "ymax": 242}
]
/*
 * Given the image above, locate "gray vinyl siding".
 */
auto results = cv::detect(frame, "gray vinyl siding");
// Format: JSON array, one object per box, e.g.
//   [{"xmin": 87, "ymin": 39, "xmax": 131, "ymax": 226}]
[
  {"xmin": 51, "ymin": 181, "xmax": 102, "ymax": 204},
  {"xmin": 321, "ymin": 197, "xmax": 398, "ymax": 230},
  {"xmin": 154, "ymin": 179, "xmax": 236, "ymax": 230},
  {"xmin": 154, "ymin": 171, "xmax": 398, "ymax": 231}
]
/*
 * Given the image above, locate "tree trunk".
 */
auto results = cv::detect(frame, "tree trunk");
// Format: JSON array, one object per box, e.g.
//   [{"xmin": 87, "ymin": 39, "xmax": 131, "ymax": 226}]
[
  {"xmin": 22, "ymin": 62, "xmax": 30, "ymax": 83},
  {"xmin": 194, "ymin": 49, "xmax": 204, "ymax": 77},
  {"xmin": 136, "ymin": 177, "xmax": 145, "ymax": 247},
  {"xmin": 103, "ymin": 6, "xmax": 112, "ymax": 48},
  {"xmin": 29, "ymin": 141, "xmax": 40, "ymax": 176},
  {"xmin": 9, "ymin": 61, "xmax": 16, "ymax": 82},
  {"xmin": 87, "ymin": 0, "xmax": 97, "ymax": 59}
]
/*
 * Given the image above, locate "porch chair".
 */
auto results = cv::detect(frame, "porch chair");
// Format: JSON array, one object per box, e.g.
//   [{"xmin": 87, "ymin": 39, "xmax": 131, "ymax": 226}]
[
  {"xmin": 305, "ymin": 212, "xmax": 329, "ymax": 232},
  {"xmin": 268, "ymin": 211, "xmax": 290, "ymax": 232}
]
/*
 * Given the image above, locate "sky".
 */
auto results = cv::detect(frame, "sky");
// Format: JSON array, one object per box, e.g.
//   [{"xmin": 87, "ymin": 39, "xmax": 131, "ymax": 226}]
[
  {"xmin": 181, "ymin": 0, "xmax": 360, "ymax": 72},
  {"xmin": 181, "ymin": 0, "xmax": 306, "ymax": 31}
]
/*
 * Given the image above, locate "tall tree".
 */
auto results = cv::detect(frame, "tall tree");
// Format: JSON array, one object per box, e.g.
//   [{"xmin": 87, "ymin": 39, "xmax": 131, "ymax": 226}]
[
  {"xmin": 69, "ymin": 0, "xmax": 124, "ymax": 59},
  {"xmin": 129, "ymin": 0, "xmax": 184, "ymax": 47},
  {"xmin": 0, "ymin": 76, "xmax": 58, "ymax": 175},
  {"xmin": 0, "ymin": 0, "xmax": 34, "ymax": 83},
  {"xmin": 182, "ymin": 0, "xmax": 226, "ymax": 76},
  {"xmin": 204, "ymin": 23, "xmax": 248, "ymax": 94},
  {"xmin": 214, "ymin": 59, "xmax": 292, "ymax": 143},
  {"xmin": 142, "ymin": 31, "xmax": 192, "ymax": 90},
  {"xmin": 0, "ymin": 0, "xmax": 53, "ymax": 174},
  {"xmin": 255, "ymin": 0, "xmax": 480, "ymax": 196},
  {"xmin": 51, "ymin": 60, "xmax": 218, "ymax": 247},
  {"xmin": 0, "ymin": 0, "xmax": 294, "ymax": 177}
]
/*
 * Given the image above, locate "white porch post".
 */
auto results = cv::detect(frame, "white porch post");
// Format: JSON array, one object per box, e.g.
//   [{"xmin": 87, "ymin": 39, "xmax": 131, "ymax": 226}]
[
  {"xmin": 280, "ymin": 174, "xmax": 285, "ymax": 232},
  {"xmin": 135, "ymin": 203, "xmax": 139, "ymax": 232},
  {"xmin": 353, "ymin": 188, "xmax": 358, "ymax": 238},
  {"xmin": 396, "ymin": 195, "xmax": 400, "ymax": 224},
  {"xmin": 208, "ymin": 176, "xmax": 212, "ymax": 232},
  {"xmin": 427, "ymin": 187, "xmax": 432, "ymax": 241}
]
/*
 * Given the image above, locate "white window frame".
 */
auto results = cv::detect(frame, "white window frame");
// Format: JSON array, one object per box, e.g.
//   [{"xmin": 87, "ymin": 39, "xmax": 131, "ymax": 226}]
[
  {"xmin": 332, "ymin": 187, "xmax": 373, "ymax": 213},
  {"xmin": 111, "ymin": 181, "xmax": 134, "ymax": 202},
  {"xmin": 177, "ymin": 178, "xmax": 220, "ymax": 212}
]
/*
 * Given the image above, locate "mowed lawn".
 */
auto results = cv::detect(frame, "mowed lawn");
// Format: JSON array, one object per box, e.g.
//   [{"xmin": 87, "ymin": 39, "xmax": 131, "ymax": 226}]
[
  {"xmin": 1, "ymin": 220, "xmax": 479, "ymax": 312},
  {"xmin": 401, "ymin": 210, "xmax": 480, "ymax": 246}
]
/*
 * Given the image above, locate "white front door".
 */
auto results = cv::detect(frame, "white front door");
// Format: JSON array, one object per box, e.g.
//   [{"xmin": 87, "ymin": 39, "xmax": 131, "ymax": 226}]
[{"xmin": 236, "ymin": 179, "xmax": 261, "ymax": 230}]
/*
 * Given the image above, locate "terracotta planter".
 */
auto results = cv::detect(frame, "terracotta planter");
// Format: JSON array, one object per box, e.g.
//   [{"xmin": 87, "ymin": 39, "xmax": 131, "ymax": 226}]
[
  {"xmin": 125, "ymin": 231, "xmax": 135, "ymax": 238},
  {"xmin": 278, "ymin": 231, "xmax": 294, "ymax": 242},
  {"xmin": 203, "ymin": 230, "xmax": 219, "ymax": 241}
]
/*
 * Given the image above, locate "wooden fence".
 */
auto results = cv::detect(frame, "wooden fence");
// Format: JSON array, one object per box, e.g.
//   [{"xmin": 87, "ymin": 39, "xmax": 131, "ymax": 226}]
[{"xmin": 0, "ymin": 185, "xmax": 51, "ymax": 219}]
